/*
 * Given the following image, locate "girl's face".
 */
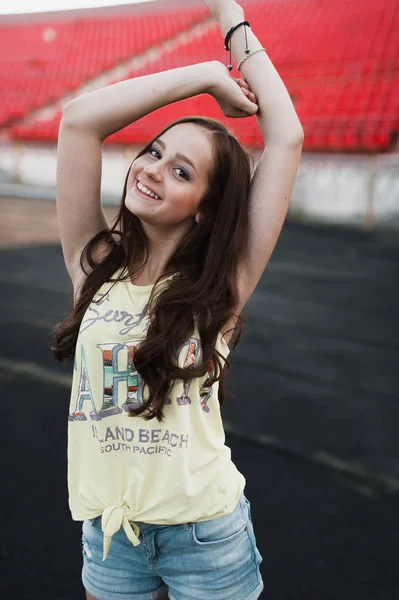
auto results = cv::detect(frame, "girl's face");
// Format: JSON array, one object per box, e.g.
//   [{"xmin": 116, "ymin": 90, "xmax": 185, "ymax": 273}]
[{"xmin": 125, "ymin": 123, "xmax": 214, "ymax": 228}]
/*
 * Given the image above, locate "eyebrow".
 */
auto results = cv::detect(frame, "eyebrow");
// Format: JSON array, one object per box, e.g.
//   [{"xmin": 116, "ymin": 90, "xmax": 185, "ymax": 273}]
[{"xmin": 154, "ymin": 138, "xmax": 197, "ymax": 173}]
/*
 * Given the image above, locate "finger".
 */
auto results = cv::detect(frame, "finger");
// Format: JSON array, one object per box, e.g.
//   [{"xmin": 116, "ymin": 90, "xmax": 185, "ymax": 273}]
[
  {"xmin": 240, "ymin": 107, "xmax": 258, "ymax": 118},
  {"xmin": 235, "ymin": 77, "xmax": 249, "ymax": 90},
  {"xmin": 247, "ymin": 97, "xmax": 259, "ymax": 112},
  {"xmin": 238, "ymin": 78, "xmax": 249, "ymax": 89},
  {"xmin": 241, "ymin": 97, "xmax": 259, "ymax": 114},
  {"xmin": 239, "ymin": 81, "xmax": 256, "ymax": 100},
  {"xmin": 243, "ymin": 90, "xmax": 258, "ymax": 106}
]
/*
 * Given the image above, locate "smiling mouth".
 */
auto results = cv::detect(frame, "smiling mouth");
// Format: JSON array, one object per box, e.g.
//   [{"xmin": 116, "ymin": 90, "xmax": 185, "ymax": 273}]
[{"xmin": 134, "ymin": 178, "xmax": 162, "ymax": 201}]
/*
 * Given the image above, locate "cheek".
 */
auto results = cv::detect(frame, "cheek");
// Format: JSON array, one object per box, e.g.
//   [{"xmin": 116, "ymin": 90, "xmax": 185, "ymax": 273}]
[
  {"xmin": 127, "ymin": 168, "xmax": 135, "ymax": 188},
  {"xmin": 168, "ymin": 187, "xmax": 202, "ymax": 211},
  {"xmin": 128, "ymin": 158, "xmax": 146, "ymax": 181}
]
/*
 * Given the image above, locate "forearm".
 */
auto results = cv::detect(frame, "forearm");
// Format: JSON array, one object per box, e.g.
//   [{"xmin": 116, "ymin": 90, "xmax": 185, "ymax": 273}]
[
  {"xmin": 216, "ymin": 6, "xmax": 303, "ymax": 144},
  {"xmin": 62, "ymin": 62, "xmax": 218, "ymax": 141}
]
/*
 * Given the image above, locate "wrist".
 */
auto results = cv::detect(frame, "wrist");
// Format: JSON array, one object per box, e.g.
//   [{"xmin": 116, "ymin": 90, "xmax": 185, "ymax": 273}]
[
  {"xmin": 215, "ymin": 6, "xmax": 245, "ymax": 37},
  {"xmin": 200, "ymin": 61, "xmax": 227, "ymax": 93},
  {"xmin": 206, "ymin": 60, "xmax": 228, "ymax": 96},
  {"xmin": 176, "ymin": 61, "xmax": 223, "ymax": 100}
]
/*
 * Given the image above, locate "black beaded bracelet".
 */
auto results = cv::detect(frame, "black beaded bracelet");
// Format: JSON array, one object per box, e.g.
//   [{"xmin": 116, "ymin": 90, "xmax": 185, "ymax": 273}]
[{"xmin": 224, "ymin": 20, "xmax": 250, "ymax": 71}]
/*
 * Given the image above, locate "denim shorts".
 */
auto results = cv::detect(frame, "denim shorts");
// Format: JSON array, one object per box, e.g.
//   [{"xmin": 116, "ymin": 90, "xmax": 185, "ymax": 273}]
[{"xmin": 81, "ymin": 492, "xmax": 264, "ymax": 600}]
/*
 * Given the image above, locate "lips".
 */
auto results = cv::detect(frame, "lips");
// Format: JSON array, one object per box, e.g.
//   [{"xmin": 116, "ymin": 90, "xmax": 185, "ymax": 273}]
[{"xmin": 135, "ymin": 177, "xmax": 162, "ymax": 201}]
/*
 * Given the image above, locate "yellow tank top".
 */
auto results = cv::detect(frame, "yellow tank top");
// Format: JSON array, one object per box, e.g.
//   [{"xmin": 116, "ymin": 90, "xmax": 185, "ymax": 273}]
[{"xmin": 67, "ymin": 267, "xmax": 246, "ymax": 561}]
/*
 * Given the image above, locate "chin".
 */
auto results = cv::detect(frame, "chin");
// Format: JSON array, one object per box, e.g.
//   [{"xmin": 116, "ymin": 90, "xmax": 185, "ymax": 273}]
[{"xmin": 124, "ymin": 198, "xmax": 159, "ymax": 227}]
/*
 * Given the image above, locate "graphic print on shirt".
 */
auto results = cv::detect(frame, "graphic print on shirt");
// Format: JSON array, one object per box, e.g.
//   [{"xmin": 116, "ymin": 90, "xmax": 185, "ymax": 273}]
[
  {"xmin": 78, "ymin": 287, "xmax": 151, "ymax": 337},
  {"xmin": 69, "ymin": 290, "xmax": 219, "ymax": 424}
]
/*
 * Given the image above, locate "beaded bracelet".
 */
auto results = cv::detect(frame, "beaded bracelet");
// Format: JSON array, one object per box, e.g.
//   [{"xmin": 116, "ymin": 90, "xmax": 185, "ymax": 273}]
[{"xmin": 237, "ymin": 47, "xmax": 266, "ymax": 71}]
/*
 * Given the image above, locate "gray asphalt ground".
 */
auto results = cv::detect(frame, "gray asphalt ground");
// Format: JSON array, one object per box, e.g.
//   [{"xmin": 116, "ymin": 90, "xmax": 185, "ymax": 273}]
[{"xmin": 1, "ymin": 196, "xmax": 399, "ymax": 599}]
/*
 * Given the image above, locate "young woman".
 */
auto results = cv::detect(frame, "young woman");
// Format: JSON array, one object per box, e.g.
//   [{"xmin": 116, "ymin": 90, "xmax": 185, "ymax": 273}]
[{"xmin": 53, "ymin": 0, "xmax": 303, "ymax": 598}]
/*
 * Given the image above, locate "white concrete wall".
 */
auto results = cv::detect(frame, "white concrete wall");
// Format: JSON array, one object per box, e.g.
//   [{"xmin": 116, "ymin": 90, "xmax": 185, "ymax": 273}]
[
  {"xmin": 290, "ymin": 152, "xmax": 399, "ymax": 229},
  {"xmin": 0, "ymin": 140, "xmax": 398, "ymax": 230}
]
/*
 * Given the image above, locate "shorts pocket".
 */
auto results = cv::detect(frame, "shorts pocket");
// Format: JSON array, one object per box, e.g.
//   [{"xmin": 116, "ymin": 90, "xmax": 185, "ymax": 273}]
[
  {"xmin": 243, "ymin": 496, "xmax": 253, "ymax": 522},
  {"xmin": 241, "ymin": 496, "xmax": 263, "ymax": 568},
  {"xmin": 82, "ymin": 519, "xmax": 100, "ymax": 563},
  {"xmin": 191, "ymin": 504, "xmax": 247, "ymax": 546},
  {"xmin": 82, "ymin": 531, "xmax": 93, "ymax": 562}
]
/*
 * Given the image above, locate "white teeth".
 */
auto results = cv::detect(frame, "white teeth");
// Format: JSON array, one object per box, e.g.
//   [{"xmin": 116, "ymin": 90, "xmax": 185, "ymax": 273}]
[{"xmin": 137, "ymin": 180, "xmax": 160, "ymax": 200}]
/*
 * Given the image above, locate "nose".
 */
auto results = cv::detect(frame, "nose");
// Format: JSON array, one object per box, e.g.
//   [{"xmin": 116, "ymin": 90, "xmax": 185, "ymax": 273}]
[{"xmin": 143, "ymin": 161, "xmax": 163, "ymax": 182}]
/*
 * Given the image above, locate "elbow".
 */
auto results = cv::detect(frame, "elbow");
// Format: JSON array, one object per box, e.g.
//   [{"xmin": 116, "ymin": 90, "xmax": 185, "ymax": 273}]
[
  {"xmin": 296, "ymin": 126, "xmax": 305, "ymax": 146},
  {"xmin": 62, "ymin": 99, "xmax": 80, "ymax": 123},
  {"xmin": 264, "ymin": 130, "xmax": 304, "ymax": 152},
  {"xmin": 60, "ymin": 99, "xmax": 102, "ymax": 140},
  {"xmin": 288, "ymin": 124, "xmax": 304, "ymax": 147},
  {"xmin": 285, "ymin": 130, "xmax": 304, "ymax": 150},
  {"xmin": 62, "ymin": 96, "xmax": 87, "ymax": 122},
  {"xmin": 61, "ymin": 97, "xmax": 91, "ymax": 130},
  {"xmin": 60, "ymin": 101, "xmax": 82, "ymax": 131},
  {"xmin": 289, "ymin": 112, "xmax": 305, "ymax": 145},
  {"xmin": 262, "ymin": 122, "xmax": 305, "ymax": 149}
]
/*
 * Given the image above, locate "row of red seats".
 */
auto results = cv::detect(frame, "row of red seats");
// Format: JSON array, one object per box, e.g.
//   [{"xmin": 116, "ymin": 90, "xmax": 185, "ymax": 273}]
[
  {"xmin": 10, "ymin": 92, "xmax": 396, "ymax": 152},
  {"xmin": 0, "ymin": 5, "xmax": 207, "ymax": 125},
  {"xmin": 0, "ymin": 10, "xmax": 207, "ymax": 61}
]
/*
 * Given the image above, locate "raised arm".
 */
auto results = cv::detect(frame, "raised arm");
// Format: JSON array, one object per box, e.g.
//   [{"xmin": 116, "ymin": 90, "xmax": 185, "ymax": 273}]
[
  {"xmin": 62, "ymin": 62, "xmax": 225, "ymax": 141},
  {"xmin": 205, "ymin": 0, "xmax": 304, "ymax": 314}
]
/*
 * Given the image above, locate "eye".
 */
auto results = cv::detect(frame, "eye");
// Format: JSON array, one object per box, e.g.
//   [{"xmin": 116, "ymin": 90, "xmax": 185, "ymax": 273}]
[
  {"xmin": 174, "ymin": 167, "xmax": 190, "ymax": 181},
  {"xmin": 148, "ymin": 146, "xmax": 190, "ymax": 181},
  {"xmin": 149, "ymin": 147, "xmax": 161, "ymax": 158}
]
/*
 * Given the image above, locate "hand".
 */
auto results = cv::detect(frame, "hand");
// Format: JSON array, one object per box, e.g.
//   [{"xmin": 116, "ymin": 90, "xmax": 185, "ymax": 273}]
[
  {"xmin": 202, "ymin": 0, "xmax": 244, "ymax": 20},
  {"xmin": 208, "ymin": 63, "xmax": 258, "ymax": 118}
]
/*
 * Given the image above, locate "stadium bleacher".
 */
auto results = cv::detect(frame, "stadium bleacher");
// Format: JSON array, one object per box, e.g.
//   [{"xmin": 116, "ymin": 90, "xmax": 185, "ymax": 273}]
[
  {"xmin": 0, "ymin": 5, "xmax": 207, "ymax": 126},
  {"xmin": 2, "ymin": 0, "xmax": 398, "ymax": 152}
]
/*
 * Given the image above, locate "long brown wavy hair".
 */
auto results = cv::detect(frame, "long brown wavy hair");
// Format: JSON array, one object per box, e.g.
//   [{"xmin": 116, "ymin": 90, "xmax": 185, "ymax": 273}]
[{"xmin": 51, "ymin": 116, "xmax": 253, "ymax": 422}]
